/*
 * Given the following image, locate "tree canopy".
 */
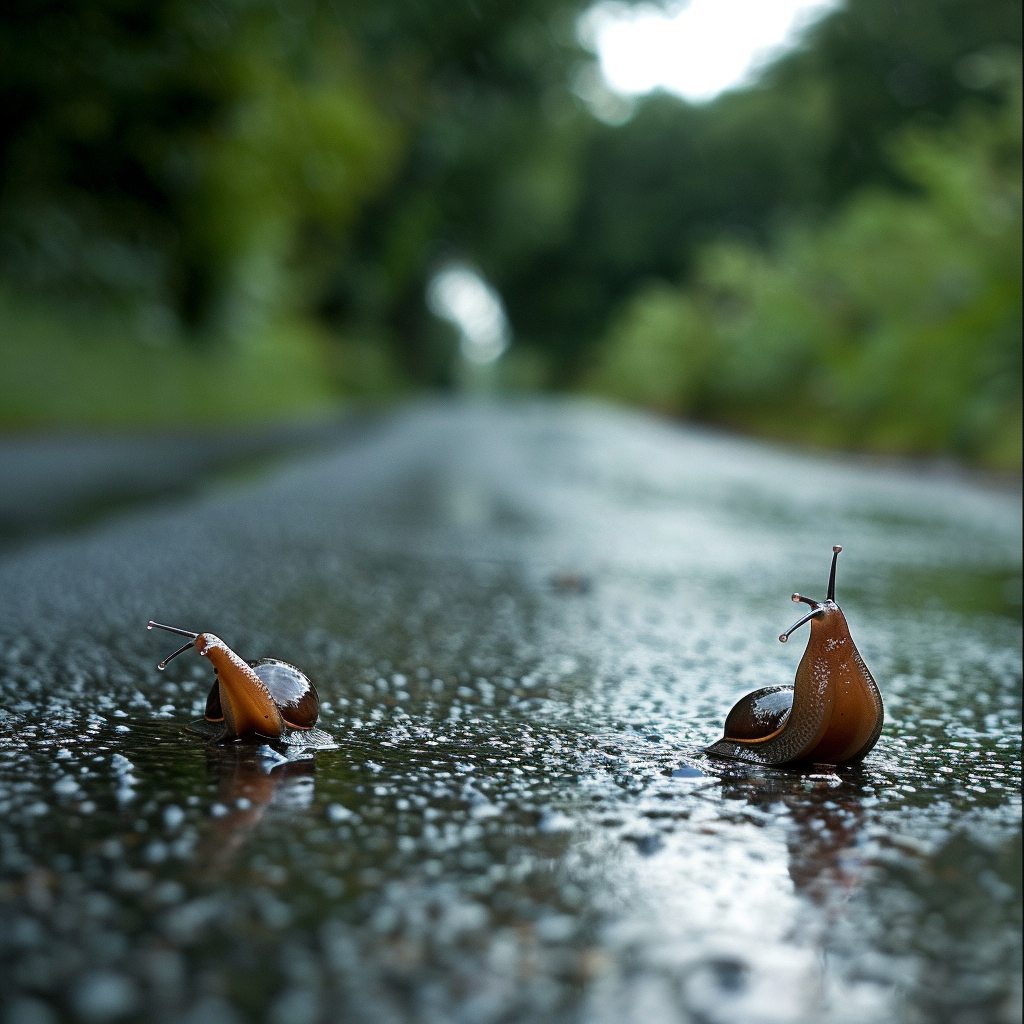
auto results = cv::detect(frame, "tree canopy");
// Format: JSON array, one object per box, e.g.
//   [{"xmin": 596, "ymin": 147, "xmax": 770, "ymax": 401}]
[{"xmin": 1, "ymin": 0, "xmax": 1020, "ymax": 463}]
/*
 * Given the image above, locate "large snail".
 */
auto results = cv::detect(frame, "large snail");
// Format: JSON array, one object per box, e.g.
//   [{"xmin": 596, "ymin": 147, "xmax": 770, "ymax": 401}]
[
  {"xmin": 706, "ymin": 546, "xmax": 883, "ymax": 765},
  {"xmin": 147, "ymin": 621, "xmax": 333, "ymax": 746}
]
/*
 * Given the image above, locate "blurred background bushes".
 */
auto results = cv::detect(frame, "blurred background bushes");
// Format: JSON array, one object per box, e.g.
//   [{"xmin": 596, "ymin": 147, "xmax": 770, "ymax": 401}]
[
  {"xmin": 589, "ymin": 77, "xmax": 1021, "ymax": 467},
  {"xmin": 0, "ymin": 0, "xmax": 1020, "ymax": 467}
]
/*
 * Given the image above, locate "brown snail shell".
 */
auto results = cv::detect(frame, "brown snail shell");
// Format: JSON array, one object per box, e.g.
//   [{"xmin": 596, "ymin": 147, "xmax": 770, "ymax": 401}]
[{"xmin": 722, "ymin": 685, "xmax": 793, "ymax": 740}]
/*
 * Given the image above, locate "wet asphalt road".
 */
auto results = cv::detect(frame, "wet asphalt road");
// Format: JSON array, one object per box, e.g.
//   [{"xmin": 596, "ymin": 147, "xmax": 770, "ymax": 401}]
[
  {"xmin": 0, "ymin": 417, "xmax": 374, "ymax": 545},
  {"xmin": 0, "ymin": 400, "xmax": 1020, "ymax": 1024}
]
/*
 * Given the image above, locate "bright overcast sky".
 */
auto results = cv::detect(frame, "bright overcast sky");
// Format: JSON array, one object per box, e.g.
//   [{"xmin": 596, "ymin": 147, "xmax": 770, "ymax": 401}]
[{"xmin": 580, "ymin": 0, "xmax": 841, "ymax": 103}]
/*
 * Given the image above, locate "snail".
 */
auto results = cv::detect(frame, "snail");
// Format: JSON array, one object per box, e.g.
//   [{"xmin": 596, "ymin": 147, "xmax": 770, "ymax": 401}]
[
  {"xmin": 147, "ymin": 621, "xmax": 333, "ymax": 746},
  {"xmin": 706, "ymin": 546, "xmax": 883, "ymax": 765}
]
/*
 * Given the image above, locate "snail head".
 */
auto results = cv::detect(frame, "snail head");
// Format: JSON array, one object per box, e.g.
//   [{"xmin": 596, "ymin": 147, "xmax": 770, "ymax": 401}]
[
  {"xmin": 147, "ymin": 621, "xmax": 220, "ymax": 669},
  {"xmin": 779, "ymin": 545, "xmax": 842, "ymax": 643}
]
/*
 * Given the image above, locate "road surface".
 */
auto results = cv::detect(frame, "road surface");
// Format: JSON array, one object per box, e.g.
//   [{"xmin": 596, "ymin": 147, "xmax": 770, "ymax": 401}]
[{"xmin": 1, "ymin": 400, "xmax": 1020, "ymax": 1024}]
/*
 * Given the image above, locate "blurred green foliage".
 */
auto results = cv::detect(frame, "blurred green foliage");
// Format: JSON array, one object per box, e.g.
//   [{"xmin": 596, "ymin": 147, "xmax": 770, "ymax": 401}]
[
  {"xmin": 0, "ymin": 290, "xmax": 344, "ymax": 425},
  {"xmin": 505, "ymin": 0, "xmax": 1023, "ymax": 381},
  {"xmin": 0, "ymin": 0, "xmax": 403, "ymax": 329},
  {"xmin": 588, "ymin": 80, "xmax": 1022, "ymax": 467},
  {"xmin": 0, "ymin": 0, "xmax": 1021, "ymax": 465},
  {"xmin": 0, "ymin": 0, "xmax": 590, "ymax": 418}
]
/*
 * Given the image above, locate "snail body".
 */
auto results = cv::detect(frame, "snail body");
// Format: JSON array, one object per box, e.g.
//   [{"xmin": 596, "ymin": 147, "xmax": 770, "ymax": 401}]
[
  {"xmin": 706, "ymin": 547, "xmax": 883, "ymax": 766},
  {"xmin": 147, "ymin": 622, "xmax": 331, "ymax": 745}
]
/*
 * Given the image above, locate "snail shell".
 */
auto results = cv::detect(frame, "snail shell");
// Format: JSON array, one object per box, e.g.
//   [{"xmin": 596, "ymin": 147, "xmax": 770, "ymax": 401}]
[{"xmin": 722, "ymin": 685, "xmax": 793, "ymax": 740}]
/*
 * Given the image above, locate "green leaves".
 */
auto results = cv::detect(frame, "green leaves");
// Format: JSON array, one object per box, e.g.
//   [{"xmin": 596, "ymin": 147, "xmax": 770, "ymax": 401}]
[{"xmin": 590, "ymin": 82, "xmax": 1022, "ymax": 468}]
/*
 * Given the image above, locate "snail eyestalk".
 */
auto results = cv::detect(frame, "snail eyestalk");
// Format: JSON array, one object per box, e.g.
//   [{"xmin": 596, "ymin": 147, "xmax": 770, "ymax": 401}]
[
  {"xmin": 148, "ymin": 621, "xmax": 198, "ymax": 640},
  {"xmin": 826, "ymin": 545, "xmax": 842, "ymax": 603},
  {"xmin": 779, "ymin": 606, "xmax": 823, "ymax": 642},
  {"xmin": 158, "ymin": 640, "xmax": 196, "ymax": 670},
  {"xmin": 792, "ymin": 593, "xmax": 819, "ymax": 607}
]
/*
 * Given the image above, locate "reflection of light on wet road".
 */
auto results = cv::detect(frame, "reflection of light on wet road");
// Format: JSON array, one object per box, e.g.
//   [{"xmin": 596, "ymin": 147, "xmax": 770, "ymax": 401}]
[{"xmin": 575, "ymin": 772, "xmax": 892, "ymax": 1022}]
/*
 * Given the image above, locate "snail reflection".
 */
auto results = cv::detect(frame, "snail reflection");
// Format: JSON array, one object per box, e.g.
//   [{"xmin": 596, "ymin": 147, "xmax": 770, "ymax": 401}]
[
  {"xmin": 196, "ymin": 744, "xmax": 316, "ymax": 876},
  {"xmin": 717, "ymin": 768, "xmax": 871, "ymax": 909}
]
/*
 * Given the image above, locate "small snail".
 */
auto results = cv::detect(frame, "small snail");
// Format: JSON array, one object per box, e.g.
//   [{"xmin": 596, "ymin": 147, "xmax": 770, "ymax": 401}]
[
  {"xmin": 147, "ymin": 621, "xmax": 331, "ymax": 745},
  {"xmin": 706, "ymin": 546, "xmax": 883, "ymax": 765}
]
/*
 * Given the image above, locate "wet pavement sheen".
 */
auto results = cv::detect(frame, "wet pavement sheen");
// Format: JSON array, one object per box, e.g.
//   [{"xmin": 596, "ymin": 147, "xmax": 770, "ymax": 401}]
[{"xmin": 0, "ymin": 401, "xmax": 1020, "ymax": 1024}]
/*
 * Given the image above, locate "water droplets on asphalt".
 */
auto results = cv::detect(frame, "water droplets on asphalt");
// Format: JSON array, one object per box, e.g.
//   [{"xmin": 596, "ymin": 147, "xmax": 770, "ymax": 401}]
[{"xmin": 0, "ymin": 403, "xmax": 1020, "ymax": 1023}]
